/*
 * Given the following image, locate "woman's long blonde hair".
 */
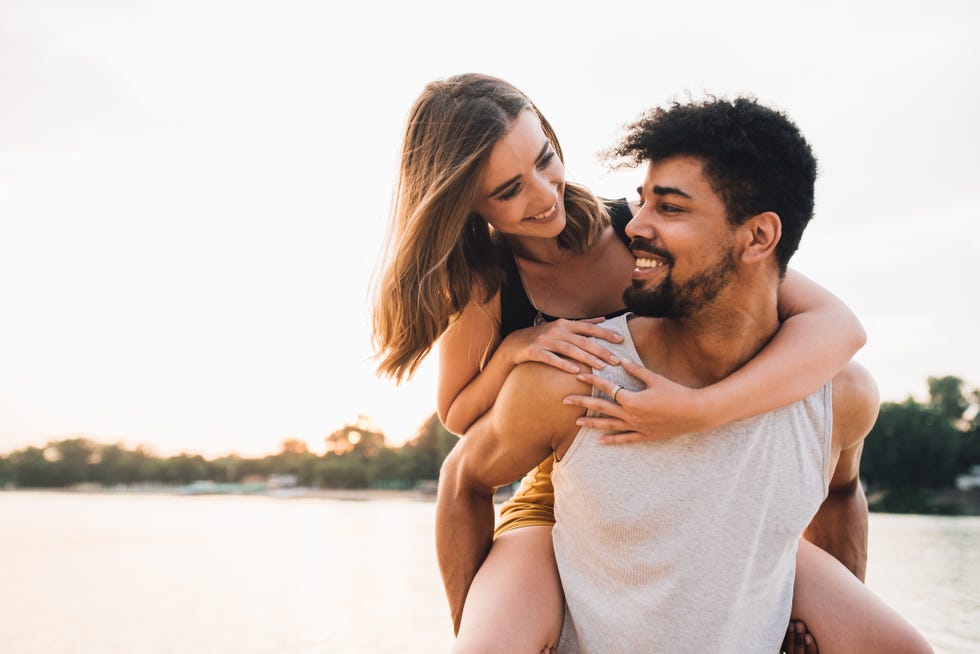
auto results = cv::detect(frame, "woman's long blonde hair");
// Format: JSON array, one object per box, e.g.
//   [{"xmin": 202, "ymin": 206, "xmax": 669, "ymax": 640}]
[{"xmin": 371, "ymin": 73, "xmax": 609, "ymax": 382}]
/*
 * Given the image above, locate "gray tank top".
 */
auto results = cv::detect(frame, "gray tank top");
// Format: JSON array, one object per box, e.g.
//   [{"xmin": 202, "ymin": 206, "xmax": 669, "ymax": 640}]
[{"xmin": 552, "ymin": 314, "xmax": 832, "ymax": 653}]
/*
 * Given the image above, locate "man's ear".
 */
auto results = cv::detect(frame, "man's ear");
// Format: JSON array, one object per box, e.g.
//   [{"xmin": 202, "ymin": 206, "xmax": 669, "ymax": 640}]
[{"xmin": 739, "ymin": 211, "xmax": 781, "ymax": 265}]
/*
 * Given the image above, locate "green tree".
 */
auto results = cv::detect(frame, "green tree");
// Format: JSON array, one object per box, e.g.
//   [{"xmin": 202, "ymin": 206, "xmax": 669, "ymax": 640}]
[
  {"xmin": 971, "ymin": 389, "xmax": 980, "ymax": 432},
  {"xmin": 94, "ymin": 443, "xmax": 165, "ymax": 485},
  {"xmin": 924, "ymin": 376, "xmax": 980, "ymax": 472},
  {"xmin": 370, "ymin": 447, "xmax": 415, "ymax": 487},
  {"xmin": 134, "ymin": 447, "xmax": 168, "ymax": 482},
  {"xmin": 209, "ymin": 455, "xmax": 244, "ymax": 482},
  {"xmin": 163, "ymin": 454, "xmax": 210, "ymax": 484},
  {"xmin": 325, "ymin": 416, "xmax": 387, "ymax": 457},
  {"xmin": 862, "ymin": 400, "xmax": 961, "ymax": 490},
  {"xmin": 928, "ymin": 375, "xmax": 970, "ymax": 425},
  {"xmin": 400, "ymin": 413, "xmax": 458, "ymax": 481},
  {"xmin": 959, "ymin": 388, "xmax": 980, "ymax": 470},
  {"xmin": 263, "ymin": 439, "xmax": 318, "ymax": 484},
  {"xmin": 960, "ymin": 429, "xmax": 980, "ymax": 471},
  {"xmin": 279, "ymin": 438, "xmax": 309, "ymax": 454},
  {"xmin": 313, "ymin": 454, "xmax": 369, "ymax": 488},
  {"xmin": 50, "ymin": 438, "xmax": 99, "ymax": 485},
  {"xmin": 7, "ymin": 446, "xmax": 59, "ymax": 487}
]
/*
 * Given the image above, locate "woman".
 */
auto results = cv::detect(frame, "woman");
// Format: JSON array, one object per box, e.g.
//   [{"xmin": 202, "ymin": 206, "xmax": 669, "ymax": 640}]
[{"xmin": 372, "ymin": 73, "xmax": 932, "ymax": 653}]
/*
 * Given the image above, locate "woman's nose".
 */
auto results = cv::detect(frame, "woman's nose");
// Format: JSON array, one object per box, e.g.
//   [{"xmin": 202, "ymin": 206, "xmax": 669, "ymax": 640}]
[{"xmin": 531, "ymin": 171, "xmax": 559, "ymax": 204}]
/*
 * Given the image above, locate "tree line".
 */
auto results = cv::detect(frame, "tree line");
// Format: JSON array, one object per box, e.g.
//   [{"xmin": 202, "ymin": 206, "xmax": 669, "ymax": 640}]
[
  {"xmin": 1, "ymin": 375, "xmax": 978, "ymax": 512},
  {"xmin": 860, "ymin": 375, "xmax": 980, "ymax": 512},
  {"xmin": 0, "ymin": 414, "xmax": 457, "ymax": 491}
]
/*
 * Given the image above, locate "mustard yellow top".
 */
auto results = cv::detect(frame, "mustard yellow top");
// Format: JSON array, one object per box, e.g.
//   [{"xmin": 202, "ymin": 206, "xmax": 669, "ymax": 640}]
[{"xmin": 494, "ymin": 455, "xmax": 556, "ymax": 538}]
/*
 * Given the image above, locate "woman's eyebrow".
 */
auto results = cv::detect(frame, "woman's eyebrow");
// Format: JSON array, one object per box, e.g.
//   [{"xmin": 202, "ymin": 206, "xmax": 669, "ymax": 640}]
[
  {"xmin": 488, "ymin": 142, "xmax": 550, "ymax": 198},
  {"xmin": 488, "ymin": 175, "xmax": 520, "ymax": 198},
  {"xmin": 532, "ymin": 140, "xmax": 550, "ymax": 164}
]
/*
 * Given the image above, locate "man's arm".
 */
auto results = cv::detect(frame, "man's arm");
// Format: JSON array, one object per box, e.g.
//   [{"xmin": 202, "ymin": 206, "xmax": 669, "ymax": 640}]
[
  {"xmin": 435, "ymin": 361, "xmax": 584, "ymax": 632},
  {"xmin": 803, "ymin": 361, "xmax": 880, "ymax": 581}
]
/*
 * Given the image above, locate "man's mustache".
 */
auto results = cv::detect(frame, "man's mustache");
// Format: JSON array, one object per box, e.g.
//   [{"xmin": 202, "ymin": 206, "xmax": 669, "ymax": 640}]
[{"xmin": 629, "ymin": 238, "xmax": 673, "ymax": 263}]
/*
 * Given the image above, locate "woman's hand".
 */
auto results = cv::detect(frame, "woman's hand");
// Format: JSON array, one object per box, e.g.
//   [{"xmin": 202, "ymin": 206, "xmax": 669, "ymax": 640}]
[
  {"xmin": 505, "ymin": 318, "xmax": 624, "ymax": 375},
  {"xmin": 562, "ymin": 360, "xmax": 714, "ymax": 443}
]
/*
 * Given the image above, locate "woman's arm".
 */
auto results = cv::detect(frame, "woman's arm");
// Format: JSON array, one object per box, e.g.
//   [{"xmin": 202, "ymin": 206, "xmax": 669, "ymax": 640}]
[
  {"xmin": 701, "ymin": 268, "xmax": 867, "ymax": 425},
  {"xmin": 565, "ymin": 269, "xmax": 867, "ymax": 441},
  {"xmin": 437, "ymin": 296, "xmax": 510, "ymax": 435},
  {"xmin": 438, "ymin": 294, "xmax": 624, "ymax": 435},
  {"xmin": 440, "ymin": 319, "xmax": 625, "ymax": 434}
]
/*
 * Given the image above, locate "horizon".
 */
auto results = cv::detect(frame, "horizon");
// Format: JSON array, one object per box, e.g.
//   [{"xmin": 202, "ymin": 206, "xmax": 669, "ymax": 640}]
[
  {"xmin": 2, "ymin": 368, "xmax": 974, "ymax": 460},
  {"xmin": 2, "ymin": 0, "xmax": 978, "ymax": 458}
]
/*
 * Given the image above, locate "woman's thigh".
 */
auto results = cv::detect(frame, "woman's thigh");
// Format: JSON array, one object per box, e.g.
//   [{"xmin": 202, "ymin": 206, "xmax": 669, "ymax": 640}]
[
  {"xmin": 454, "ymin": 525, "xmax": 564, "ymax": 653},
  {"xmin": 792, "ymin": 539, "xmax": 933, "ymax": 654}
]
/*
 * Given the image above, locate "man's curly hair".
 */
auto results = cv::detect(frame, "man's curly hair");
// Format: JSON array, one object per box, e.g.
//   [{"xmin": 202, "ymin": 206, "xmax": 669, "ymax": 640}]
[{"xmin": 606, "ymin": 96, "xmax": 818, "ymax": 276}]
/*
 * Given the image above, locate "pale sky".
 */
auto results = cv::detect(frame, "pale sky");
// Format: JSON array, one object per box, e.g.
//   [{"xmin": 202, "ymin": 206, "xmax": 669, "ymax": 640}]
[{"xmin": 1, "ymin": 0, "xmax": 978, "ymax": 457}]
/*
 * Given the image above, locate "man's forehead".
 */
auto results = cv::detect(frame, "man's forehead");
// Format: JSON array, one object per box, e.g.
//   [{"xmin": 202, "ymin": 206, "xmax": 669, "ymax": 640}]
[
  {"xmin": 644, "ymin": 156, "xmax": 706, "ymax": 185},
  {"xmin": 640, "ymin": 156, "xmax": 716, "ymax": 198}
]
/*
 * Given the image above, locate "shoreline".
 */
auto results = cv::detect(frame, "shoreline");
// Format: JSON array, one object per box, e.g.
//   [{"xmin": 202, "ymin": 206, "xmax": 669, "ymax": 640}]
[
  {"xmin": 5, "ymin": 486, "xmax": 979, "ymax": 515},
  {"xmin": 0, "ymin": 485, "xmax": 436, "ymax": 502},
  {"xmin": 0, "ymin": 484, "xmax": 527, "ymax": 504}
]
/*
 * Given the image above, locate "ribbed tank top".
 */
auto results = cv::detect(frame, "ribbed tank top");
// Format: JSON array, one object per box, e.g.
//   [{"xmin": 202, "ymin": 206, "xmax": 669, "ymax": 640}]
[{"xmin": 552, "ymin": 314, "xmax": 833, "ymax": 653}]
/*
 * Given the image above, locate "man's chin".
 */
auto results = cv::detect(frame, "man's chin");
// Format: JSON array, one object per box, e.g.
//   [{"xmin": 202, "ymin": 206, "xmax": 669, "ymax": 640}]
[{"xmin": 623, "ymin": 287, "xmax": 680, "ymax": 319}]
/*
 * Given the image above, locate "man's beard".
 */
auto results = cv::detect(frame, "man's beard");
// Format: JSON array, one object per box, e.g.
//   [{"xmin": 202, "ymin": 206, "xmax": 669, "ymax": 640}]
[{"xmin": 624, "ymin": 250, "xmax": 737, "ymax": 319}]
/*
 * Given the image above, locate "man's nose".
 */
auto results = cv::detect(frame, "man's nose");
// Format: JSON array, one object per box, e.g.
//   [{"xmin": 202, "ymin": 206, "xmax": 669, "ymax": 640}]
[{"xmin": 625, "ymin": 203, "xmax": 656, "ymax": 241}]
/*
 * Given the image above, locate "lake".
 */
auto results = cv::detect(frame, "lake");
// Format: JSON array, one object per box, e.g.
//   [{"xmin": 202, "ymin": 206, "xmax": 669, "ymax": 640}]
[{"xmin": 0, "ymin": 491, "xmax": 976, "ymax": 653}]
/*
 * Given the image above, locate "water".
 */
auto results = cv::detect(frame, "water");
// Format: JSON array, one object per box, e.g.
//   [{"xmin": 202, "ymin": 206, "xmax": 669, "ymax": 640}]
[
  {"xmin": 864, "ymin": 513, "xmax": 980, "ymax": 654},
  {"xmin": 0, "ymin": 491, "xmax": 976, "ymax": 653}
]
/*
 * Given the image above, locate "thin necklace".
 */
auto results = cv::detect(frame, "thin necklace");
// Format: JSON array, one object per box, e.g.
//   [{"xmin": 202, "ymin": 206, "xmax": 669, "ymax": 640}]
[{"xmin": 515, "ymin": 251, "xmax": 566, "ymax": 327}]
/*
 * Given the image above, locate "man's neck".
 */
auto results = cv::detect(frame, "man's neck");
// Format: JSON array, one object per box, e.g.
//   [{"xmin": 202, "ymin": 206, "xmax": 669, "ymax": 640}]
[{"xmin": 633, "ymin": 283, "xmax": 781, "ymax": 389}]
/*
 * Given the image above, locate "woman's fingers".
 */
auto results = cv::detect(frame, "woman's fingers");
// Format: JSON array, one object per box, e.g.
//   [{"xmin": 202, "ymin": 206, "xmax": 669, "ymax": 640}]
[
  {"xmin": 619, "ymin": 358, "xmax": 658, "ymax": 383},
  {"xmin": 569, "ymin": 372, "xmax": 626, "ymax": 402},
  {"xmin": 550, "ymin": 319, "xmax": 623, "ymax": 361},
  {"xmin": 597, "ymin": 431, "xmax": 645, "ymax": 445},
  {"xmin": 575, "ymin": 416, "xmax": 629, "ymax": 432},
  {"xmin": 547, "ymin": 338, "xmax": 616, "ymax": 370},
  {"xmin": 527, "ymin": 323, "xmax": 620, "ymax": 369},
  {"xmin": 518, "ymin": 316, "xmax": 622, "ymax": 372},
  {"xmin": 562, "ymin": 392, "xmax": 622, "ymax": 418},
  {"xmin": 536, "ymin": 351, "xmax": 582, "ymax": 374},
  {"xmin": 577, "ymin": 323, "xmax": 624, "ymax": 345}
]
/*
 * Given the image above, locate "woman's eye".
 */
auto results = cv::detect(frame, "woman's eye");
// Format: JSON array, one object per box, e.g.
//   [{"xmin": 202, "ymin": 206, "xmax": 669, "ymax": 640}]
[
  {"xmin": 499, "ymin": 185, "xmax": 521, "ymax": 200},
  {"xmin": 536, "ymin": 151, "xmax": 556, "ymax": 169}
]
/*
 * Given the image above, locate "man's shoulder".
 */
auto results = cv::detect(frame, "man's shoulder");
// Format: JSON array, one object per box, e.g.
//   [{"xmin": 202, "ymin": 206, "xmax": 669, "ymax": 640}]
[
  {"xmin": 831, "ymin": 361, "xmax": 880, "ymax": 449},
  {"xmin": 831, "ymin": 361, "xmax": 879, "ymax": 408},
  {"xmin": 496, "ymin": 361, "xmax": 590, "ymax": 450},
  {"xmin": 509, "ymin": 360, "xmax": 589, "ymax": 399}
]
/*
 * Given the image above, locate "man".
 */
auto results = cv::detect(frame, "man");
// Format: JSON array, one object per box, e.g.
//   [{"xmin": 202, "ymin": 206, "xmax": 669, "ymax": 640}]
[{"xmin": 436, "ymin": 98, "xmax": 926, "ymax": 653}]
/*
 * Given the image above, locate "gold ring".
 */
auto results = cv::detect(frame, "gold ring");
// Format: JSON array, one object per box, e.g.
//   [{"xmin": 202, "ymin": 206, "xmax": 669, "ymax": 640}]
[{"xmin": 611, "ymin": 385, "xmax": 623, "ymax": 403}]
